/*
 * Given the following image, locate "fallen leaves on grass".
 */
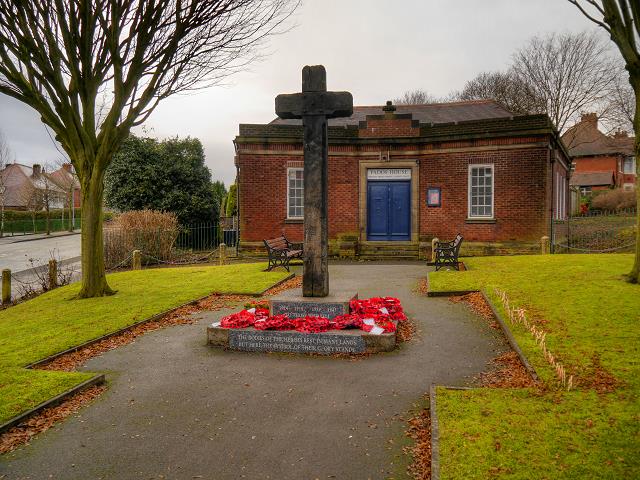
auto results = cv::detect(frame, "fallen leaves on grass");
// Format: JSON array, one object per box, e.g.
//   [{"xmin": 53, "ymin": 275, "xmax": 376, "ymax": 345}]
[
  {"xmin": 38, "ymin": 294, "xmax": 249, "ymax": 372},
  {"xmin": 404, "ymin": 407, "xmax": 432, "ymax": 480},
  {"xmin": 581, "ymin": 355, "xmax": 620, "ymax": 394},
  {"xmin": 0, "ymin": 385, "xmax": 106, "ymax": 454},
  {"xmin": 479, "ymin": 351, "xmax": 536, "ymax": 388}
]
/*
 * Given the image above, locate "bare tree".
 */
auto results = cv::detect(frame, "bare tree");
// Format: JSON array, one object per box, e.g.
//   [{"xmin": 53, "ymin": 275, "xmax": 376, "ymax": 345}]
[
  {"xmin": 394, "ymin": 89, "xmax": 441, "ymax": 105},
  {"xmin": 568, "ymin": 0, "xmax": 640, "ymax": 283},
  {"xmin": 0, "ymin": 129, "xmax": 11, "ymax": 237},
  {"xmin": 0, "ymin": 0, "xmax": 298, "ymax": 298},
  {"xmin": 455, "ymin": 70, "xmax": 546, "ymax": 115},
  {"xmin": 512, "ymin": 30, "xmax": 620, "ymax": 133},
  {"xmin": 38, "ymin": 163, "xmax": 65, "ymax": 236}
]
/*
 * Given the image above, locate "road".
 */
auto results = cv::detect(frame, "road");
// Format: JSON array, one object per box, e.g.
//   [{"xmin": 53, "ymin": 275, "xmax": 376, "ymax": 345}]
[{"xmin": 0, "ymin": 232, "xmax": 81, "ymax": 273}]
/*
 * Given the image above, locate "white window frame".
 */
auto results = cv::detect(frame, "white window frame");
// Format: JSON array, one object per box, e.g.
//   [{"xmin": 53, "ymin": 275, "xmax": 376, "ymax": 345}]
[
  {"xmin": 286, "ymin": 167, "xmax": 304, "ymax": 220},
  {"xmin": 467, "ymin": 164, "xmax": 494, "ymax": 219},
  {"xmin": 623, "ymin": 156, "xmax": 636, "ymax": 175}
]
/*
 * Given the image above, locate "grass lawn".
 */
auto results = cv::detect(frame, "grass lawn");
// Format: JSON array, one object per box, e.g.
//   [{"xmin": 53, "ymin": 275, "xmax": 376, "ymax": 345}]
[
  {"xmin": 0, "ymin": 263, "xmax": 289, "ymax": 424},
  {"xmin": 429, "ymin": 254, "xmax": 640, "ymax": 479}
]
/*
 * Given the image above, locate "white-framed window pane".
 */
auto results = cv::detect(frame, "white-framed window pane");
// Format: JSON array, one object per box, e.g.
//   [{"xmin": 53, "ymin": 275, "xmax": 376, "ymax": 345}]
[
  {"xmin": 287, "ymin": 168, "xmax": 304, "ymax": 218},
  {"xmin": 623, "ymin": 157, "xmax": 636, "ymax": 174},
  {"xmin": 469, "ymin": 165, "xmax": 493, "ymax": 218}
]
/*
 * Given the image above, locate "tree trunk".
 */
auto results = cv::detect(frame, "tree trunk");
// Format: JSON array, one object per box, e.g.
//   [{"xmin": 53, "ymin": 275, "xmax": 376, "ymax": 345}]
[
  {"xmin": 77, "ymin": 168, "xmax": 114, "ymax": 298},
  {"xmin": 45, "ymin": 202, "xmax": 50, "ymax": 235},
  {"xmin": 628, "ymin": 80, "xmax": 640, "ymax": 284}
]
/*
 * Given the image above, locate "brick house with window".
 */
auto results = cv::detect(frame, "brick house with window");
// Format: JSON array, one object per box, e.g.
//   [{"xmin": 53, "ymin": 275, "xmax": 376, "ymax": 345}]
[
  {"xmin": 234, "ymin": 99, "xmax": 570, "ymax": 258},
  {"xmin": 562, "ymin": 113, "xmax": 636, "ymax": 195}
]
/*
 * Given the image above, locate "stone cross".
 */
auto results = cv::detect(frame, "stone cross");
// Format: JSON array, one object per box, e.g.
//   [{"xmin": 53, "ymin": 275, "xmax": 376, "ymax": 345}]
[{"xmin": 275, "ymin": 65, "xmax": 353, "ymax": 297}]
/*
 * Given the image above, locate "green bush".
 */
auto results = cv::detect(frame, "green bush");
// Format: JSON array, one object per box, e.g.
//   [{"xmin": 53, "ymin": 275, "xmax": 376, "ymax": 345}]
[{"xmin": 225, "ymin": 184, "xmax": 237, "ymax": 217}]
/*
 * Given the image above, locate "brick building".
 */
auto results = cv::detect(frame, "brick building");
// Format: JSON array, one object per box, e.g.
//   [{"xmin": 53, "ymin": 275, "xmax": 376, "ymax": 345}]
[
  {"xmin": 234, "ymin": 100, "xmax": 571, "ymax": 258},
  {"xmin": 562, "ymin": 113, "xmax": 636, "ymax": 195}
]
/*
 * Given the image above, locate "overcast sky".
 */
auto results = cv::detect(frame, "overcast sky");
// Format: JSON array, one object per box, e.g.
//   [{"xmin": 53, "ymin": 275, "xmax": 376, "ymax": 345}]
[{"xmin": 0, "ymin": 0, "xmax": 598, "ymax": 186}]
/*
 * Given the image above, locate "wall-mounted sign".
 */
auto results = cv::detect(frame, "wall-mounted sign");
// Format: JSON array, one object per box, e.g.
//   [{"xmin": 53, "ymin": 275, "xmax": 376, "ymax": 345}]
[
  {"xmin": 367, "ymin": 168, "xmax": 411, "ymax": 180},
  {"xmin": 427, "ymin": 187, "xmax": 441, "ymax": 207}
]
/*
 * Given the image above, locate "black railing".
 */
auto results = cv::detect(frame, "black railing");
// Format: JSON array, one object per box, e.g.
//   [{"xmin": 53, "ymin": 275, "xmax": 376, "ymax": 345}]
[{"xmin": 553, "ymin": 210, "xmax": 637, "ymax": 253}]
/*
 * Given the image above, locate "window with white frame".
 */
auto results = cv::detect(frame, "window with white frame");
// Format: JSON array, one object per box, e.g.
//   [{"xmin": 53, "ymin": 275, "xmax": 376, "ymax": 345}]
[
  {"xmin": 287, "ymin": 168, "xmax": 303, "ymax": 219},
  {"xmin": 623, "ymin": 156, "xmax": 636, "ymax": 174},
  {"xmin": 468, "ymin": 165, "xmax": 494, "ymax": 218}
]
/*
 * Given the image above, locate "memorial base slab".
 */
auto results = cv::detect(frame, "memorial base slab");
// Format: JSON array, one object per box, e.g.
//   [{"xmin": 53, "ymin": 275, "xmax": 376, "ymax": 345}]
[{"xmin": 207, "ymin": 325, "xmax": 396, "ymax": 354}]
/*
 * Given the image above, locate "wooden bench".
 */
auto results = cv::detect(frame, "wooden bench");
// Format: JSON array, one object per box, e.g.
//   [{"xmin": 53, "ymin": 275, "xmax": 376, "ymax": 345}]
[
  {"xmin": 263, "ymin": 235, "xmax": 303, "ymax": 272},
  {"xmin": 434, "ymin": 234, "xmax": 463, "ymax": 271}
]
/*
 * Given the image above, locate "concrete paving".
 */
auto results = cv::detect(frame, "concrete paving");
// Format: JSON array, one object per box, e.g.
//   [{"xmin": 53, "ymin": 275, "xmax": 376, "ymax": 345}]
[{"xmin": 0, "ymin": 263, "xmax": 508, "ymax": 480}]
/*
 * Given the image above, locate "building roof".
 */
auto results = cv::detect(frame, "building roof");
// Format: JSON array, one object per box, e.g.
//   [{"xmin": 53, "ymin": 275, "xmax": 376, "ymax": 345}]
[
  {"xmin": 570, "ymin": 171, "xmax": 615, "ymax": 187},
  {"xmin": 270, "ymin": 99, "xmax": 515, "ymax": 127},
  {"xmin": 561, "ymin": 113, "xmax": 635, "ymax": 157}
]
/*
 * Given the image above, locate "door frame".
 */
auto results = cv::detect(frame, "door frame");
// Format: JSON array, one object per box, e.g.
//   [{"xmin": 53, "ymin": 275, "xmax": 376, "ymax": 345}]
[{"xmin": 359, "ymin": 160, "xmax": 420, "ymax": 244}]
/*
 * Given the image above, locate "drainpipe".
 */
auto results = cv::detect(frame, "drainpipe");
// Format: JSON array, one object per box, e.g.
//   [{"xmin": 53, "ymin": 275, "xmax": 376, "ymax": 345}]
[
  {"xmin": 549, "ymin": 145, "xmax": 556, "ymax": 254},
  {"xmin": 233, "ymin": 139, "xmax": 240, "ymax": 255}
]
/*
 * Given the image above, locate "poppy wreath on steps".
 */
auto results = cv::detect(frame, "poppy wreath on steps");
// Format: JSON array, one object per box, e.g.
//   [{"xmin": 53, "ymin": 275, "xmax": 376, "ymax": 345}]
[{"xmin": 218, "ymin": 297, "xmax": 406, "ymax": 333}]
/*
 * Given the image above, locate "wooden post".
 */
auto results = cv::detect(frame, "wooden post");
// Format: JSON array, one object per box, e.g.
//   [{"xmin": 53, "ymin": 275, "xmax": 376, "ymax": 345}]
[
  {"xmin": 48, "ymin": 259, "xmax": 57, "ymax": 290},
  {"xmin": 219, "ymin": 243, "xmax": 226, "ymax": 266},
  {"xmin": 541, "ymin": 236, "xmax": 550, "ymax": 255},
  {"xmin": 2, "ymin": 269, "xmax": 10, "ymax": 304},
  {"xmin": 132, "ymin": 250, "xmax": 142, "ymax": 270},
  {"xmin": 431, "ymin": 237, "xmax": 439, "ymax": 263}
]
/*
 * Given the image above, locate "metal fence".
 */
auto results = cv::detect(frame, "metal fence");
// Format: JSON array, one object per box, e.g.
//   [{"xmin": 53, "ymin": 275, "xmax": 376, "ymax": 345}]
[
  {"xmin": 2, "ymin": 218, "xmax": 80, "ymax": 236},
  {"xmin": 103, "ymin": 221, "xmax": 238, "ymax": 269},
  {"xmin": 553, "ymin": 209, "xmax": 637, "ymax": 253}
]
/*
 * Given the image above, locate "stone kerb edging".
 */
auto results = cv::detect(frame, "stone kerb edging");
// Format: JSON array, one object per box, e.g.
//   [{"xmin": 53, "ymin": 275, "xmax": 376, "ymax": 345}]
[
  {"xmin": 2, "ymin": 273, "xmax": 295, "ymax": 436},
  {"xmin": 0, "ymin": 374, "xmax": 105, "ymax": 435},
  {"xmin": 429, "ymin": 385, "xmax": 474, "ymax": 480}
]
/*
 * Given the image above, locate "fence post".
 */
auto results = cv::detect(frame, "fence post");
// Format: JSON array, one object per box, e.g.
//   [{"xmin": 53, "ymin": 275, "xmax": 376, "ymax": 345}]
[
  {"xmin": 219, "ymin": 243, "xmax": 226, "ymax": 266},
  {"xmin": 132, "ymin": 250, "xmax": 142, "ymax": 270},
  {"xmin": 2, "ymin": 269, "xmax": 10, "ymax": 304},
  {"xmin": 431, "ymin": 237, "xmax": 439, "ymax": 263},
  {"xmin": 48, "ymin": 259, "xmax": 57, "ymax": 290},
  {"xmin": 541, "ymin": 236, "xmax": 550, "ymax": 255}
]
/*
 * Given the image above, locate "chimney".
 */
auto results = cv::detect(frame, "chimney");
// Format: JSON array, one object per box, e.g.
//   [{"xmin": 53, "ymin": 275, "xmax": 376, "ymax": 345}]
[
  {"xmin": 382, "ymin": 100, "xmax": 396, "ymax": 119},
  {"xmin": 32, "ymin": 164, "xmax": 41, "ymax": 177},
  {"xmin": 613, "ymin": 130, "xmax": 629, "ymax": 139},
  {"xmin": 62, "ymin": 162, "xmax": 73, "ymax": 173},
  {"xmin": 581, "ymin": 113, "xmax": 598, "ymax": 127}
]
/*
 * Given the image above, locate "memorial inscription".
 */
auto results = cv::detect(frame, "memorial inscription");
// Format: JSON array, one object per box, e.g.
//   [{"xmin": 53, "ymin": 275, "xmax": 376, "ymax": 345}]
[
  {"xmin": 271, "ymin": 301, "xmax": 345, "ymax": 319},
  {"xmin": 228, "ymin": 330, "xmax": 366, "ymax": 354}
]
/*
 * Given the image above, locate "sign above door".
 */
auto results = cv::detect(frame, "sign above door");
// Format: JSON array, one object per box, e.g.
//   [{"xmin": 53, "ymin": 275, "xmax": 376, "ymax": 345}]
[{"xmin": 367, "ymin": 168, "xmax": 411, "ymax": 180}]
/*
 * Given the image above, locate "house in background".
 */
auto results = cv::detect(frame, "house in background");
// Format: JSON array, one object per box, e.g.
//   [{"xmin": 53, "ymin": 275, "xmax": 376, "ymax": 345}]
[
  {"xmin": 0, "ymin": 163, "xmax": 68, "ymax": 211},
  {"xmin": 562, "ymin": 113, "xmax": 636, "ymax": 195},
  {"xmin": 49, "ymin": 163, "xmax": 81, "ymax": 208},
  {"xmin": 234, "ymin": 99, "xmax": 571, "ymax": 258}
]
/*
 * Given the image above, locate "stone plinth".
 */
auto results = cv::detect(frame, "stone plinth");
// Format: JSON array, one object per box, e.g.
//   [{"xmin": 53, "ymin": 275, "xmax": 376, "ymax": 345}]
[
  {"xmin": 207, "ymin": 325, "xmax": 396, "ymax": 355},
  {"xmin": 269, "ymin": 290, "xmax": 357, "ymax": 319}
]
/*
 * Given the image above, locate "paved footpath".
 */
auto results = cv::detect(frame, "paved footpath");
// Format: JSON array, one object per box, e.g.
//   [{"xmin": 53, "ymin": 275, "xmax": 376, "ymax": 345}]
[{"xmin": 1, "ymin": 263, "xmax": 507, "ymax": 480}]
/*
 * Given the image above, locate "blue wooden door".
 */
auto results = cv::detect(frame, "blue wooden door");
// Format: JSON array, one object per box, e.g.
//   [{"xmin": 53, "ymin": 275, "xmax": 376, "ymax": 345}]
[{"xmin": 367, "ymin": 181, "xmax": 411, "ymax": 241}]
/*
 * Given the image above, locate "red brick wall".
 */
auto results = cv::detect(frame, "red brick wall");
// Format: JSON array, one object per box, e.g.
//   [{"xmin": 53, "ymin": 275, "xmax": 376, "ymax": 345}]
[
  {"xmin": 238, "ymin": 139, "xmax": 563, "ymax": 245},
  {"xmin": 419, "ymin": 148, "xmax": 549, "ymax": 242},
  {"xmin": 359, "ymin": 118, "xmax": 419, "ymax": 138},
  {"xmin": 573, "ymin": 155, "xmax": 618, "ymax": 172}
]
